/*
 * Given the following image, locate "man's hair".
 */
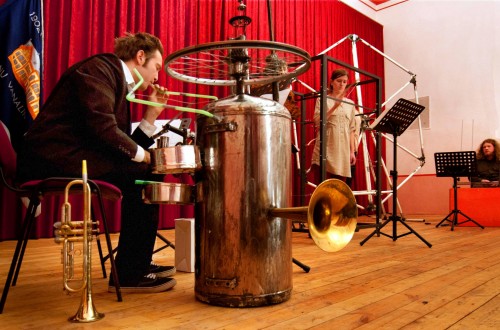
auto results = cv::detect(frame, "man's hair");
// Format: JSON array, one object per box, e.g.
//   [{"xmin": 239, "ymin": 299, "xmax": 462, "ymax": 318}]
[
  {"xmin": 114, "ymin": 32, "xmax": 164, "ymax": 63},
  {"xmin": 264, "ymin": 53, "xmax": 287, "ymax": 75},
  {"xmin": 477, "ymin": 138, "xmax": 500, "ymax": 160}
]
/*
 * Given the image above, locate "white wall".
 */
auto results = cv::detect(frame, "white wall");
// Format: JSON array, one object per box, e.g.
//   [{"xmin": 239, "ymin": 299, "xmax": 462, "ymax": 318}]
[{"xmin": 341, "ymin": 0, "xmax": 500, "ymax": 214}]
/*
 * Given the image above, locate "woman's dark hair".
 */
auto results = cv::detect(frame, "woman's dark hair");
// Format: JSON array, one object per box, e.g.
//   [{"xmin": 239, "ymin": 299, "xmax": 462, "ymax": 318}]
[
  {"xmin": 329, "ymin": 69, "xmax": 349, "ymax": 92},
  {"xmin": 330, "ymin": 68, "xmax": 349, "ymax": 81},
  {"xmin": 114, "ymin": 32, "xmax": 164, "ymax": 63}
]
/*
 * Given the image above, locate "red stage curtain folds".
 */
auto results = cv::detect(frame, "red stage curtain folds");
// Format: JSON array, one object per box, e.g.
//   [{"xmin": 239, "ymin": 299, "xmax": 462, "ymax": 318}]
[{"xmin": 0, "ymin": 0, "xmax": 384, "ymax": 240}]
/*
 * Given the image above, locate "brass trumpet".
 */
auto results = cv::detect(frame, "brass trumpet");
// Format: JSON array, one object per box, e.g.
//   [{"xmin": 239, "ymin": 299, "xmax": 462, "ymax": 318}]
[
  {"xmin": 53, "ymin": 160, "xmax": 104, "ymax": 322},
  {"xmin": 269, "ymin": 179, "xmax": 358, "ymax": 252}
]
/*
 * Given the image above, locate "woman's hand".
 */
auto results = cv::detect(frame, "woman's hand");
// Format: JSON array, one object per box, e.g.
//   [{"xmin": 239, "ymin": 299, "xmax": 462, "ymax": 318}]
[
  {"xmin": 327, "ymin": 101, "xmax": 341, "ymax": 117},
  {"xmin": 350, "ymin": 151, "xmax": 357, "ymax": 165}
]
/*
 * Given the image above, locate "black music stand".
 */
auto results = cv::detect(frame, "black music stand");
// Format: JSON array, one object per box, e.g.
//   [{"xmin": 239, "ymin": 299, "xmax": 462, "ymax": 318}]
[
  {"xmin": 434, "ymin": 151, "xmax": 484, "ymax": 231},
  {"xmin": 360, "ymin": 98, "xmax": 432, "ymax": 247}
]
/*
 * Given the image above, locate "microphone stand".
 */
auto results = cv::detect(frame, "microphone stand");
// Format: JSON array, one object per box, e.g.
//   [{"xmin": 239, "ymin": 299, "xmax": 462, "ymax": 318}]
[{"xmin": 152, "ymin": 115, "xmax": 192, "ymax": 145}]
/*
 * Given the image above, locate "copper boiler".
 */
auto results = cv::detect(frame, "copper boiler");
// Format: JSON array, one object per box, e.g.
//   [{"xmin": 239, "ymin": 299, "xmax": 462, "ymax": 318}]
[{"xmin": 194, "ymin": 93, "xmax": 292, "ymax": 307}]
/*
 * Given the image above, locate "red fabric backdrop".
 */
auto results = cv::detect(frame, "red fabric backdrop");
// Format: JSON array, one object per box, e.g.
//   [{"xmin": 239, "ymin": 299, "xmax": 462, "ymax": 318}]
[{"xmin": 0, "ymin": 0, "xmax": 384, "ymax": 240}]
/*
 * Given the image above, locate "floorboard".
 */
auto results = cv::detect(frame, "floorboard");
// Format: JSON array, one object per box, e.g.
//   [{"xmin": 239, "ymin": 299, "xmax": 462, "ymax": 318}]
[{"xmin": 1, "ymin": 215, "xmax": 499, "ymax": 329}]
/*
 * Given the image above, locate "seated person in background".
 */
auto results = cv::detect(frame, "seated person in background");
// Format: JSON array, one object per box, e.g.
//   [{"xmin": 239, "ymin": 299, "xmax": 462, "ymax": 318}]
[{"xmin": 470, "ymin": 138, "xmax": 500, "ymax": 187}]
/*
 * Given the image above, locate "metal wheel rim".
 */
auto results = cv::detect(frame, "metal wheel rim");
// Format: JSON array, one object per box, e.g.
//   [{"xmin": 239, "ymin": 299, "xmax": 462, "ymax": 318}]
[{"xmin": 164, "ymin": 40, "xmax": 311, "ymax": 86}]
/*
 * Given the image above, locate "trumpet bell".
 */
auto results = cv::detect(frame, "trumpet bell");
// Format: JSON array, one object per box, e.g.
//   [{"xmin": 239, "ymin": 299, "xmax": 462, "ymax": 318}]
[{"xmin": 307, "ymin": 179, "xmax": 357, "ymax": 252}]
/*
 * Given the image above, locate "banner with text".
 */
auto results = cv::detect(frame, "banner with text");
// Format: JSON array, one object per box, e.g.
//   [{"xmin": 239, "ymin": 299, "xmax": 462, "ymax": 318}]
[{"xmin": 0, "ymin": 0, "xmax": 43, "ymax": 151}]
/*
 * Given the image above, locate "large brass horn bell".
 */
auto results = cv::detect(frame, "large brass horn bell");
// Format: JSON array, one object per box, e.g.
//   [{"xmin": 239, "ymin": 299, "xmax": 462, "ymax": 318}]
[{"xmin": 269, "ymin": 179, "xmax": 357, "ymax": 252}]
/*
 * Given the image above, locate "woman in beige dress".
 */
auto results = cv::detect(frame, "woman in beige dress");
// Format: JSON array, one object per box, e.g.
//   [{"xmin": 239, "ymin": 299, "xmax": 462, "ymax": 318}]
[{"xmin": 311, "ymin": 69, "xmax": 357, "ymax": 181}]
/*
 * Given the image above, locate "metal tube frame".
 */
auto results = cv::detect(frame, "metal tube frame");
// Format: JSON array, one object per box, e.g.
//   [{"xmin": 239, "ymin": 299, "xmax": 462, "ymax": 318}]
[
  {"xmin": 295, "ymin": 54, "xmax": 382, "ymax": 226},
  {"xmin": 313, "ymin": 34, "xmax": 426, "ymax": 221}
]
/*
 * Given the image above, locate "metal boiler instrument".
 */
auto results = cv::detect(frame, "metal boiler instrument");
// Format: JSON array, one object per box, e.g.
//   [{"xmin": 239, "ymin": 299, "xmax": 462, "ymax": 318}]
[{"xmin": 162, "ymin": 5, "xmax": 357, "ymax": 307}]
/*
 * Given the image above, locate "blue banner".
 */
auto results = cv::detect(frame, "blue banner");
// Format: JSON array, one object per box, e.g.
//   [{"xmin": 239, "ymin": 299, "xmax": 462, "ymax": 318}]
[{"xmin": 0, "ymin": 0, "xmax": 43, "ymax": 151}]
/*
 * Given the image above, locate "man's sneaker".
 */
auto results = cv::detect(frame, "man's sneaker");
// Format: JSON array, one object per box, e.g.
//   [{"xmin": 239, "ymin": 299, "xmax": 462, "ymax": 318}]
[
  {"xmin": 150, "ymin": 261, "xmax": 176, "ymax": 278},
  {"xmin": 108, "ymin": 273, "xmax": 176, "ymax": 293}
]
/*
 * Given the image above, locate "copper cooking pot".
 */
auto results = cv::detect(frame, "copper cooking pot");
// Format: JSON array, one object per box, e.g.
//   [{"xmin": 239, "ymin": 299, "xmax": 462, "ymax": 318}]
[
  {"xmin": 150, "ymin": 145, "xmax": 201, "ymax": 174},
  {"xmin": 141, "ymin": 182, "xmax": 193, "ymax": 205}
]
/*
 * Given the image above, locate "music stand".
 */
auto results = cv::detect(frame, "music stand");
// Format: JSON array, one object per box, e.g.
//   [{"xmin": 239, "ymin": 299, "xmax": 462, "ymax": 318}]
[
  {"xmin": 360, "ymin": 98, "xmax": 432, "ymax": 247},
  {"xmin": 434, "ymin": 151, "xmax": 484, "ymax": 231}
]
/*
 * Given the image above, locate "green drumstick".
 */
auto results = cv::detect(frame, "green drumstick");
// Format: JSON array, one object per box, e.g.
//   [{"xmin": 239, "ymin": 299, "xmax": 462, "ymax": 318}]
[{"xmin": 135, "ymin": 180, "xmax": 164, "ymax": 185}]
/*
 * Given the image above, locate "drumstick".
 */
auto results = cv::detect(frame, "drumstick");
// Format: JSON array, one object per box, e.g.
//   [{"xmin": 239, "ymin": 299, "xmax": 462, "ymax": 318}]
[
  {"xmin": 154, "ymin": 87, "xmax": 218, "ymax": 100},
  {"xmin": 135, "ymin": 180, "xmax": 164, "ymax": 185},
  {"xmin": 128, "ymin": 68, "xmax": 218, "ymax": 119}
]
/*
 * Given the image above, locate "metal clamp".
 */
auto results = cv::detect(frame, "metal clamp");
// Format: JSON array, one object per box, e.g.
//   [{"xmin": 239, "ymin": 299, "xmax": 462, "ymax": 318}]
[{"xmin": 204, "ymin": 121, "xmax": 238, "ymax": 134}]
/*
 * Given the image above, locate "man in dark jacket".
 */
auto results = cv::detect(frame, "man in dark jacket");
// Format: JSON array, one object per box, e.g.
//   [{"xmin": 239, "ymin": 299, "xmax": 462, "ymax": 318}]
[
  {"xmin": 471, "ymin": 138, "xmax": 500, "ymax": 187},
  {"xmin": 17, "ymin": 32, "xmax": 176, "ymax": 293}
]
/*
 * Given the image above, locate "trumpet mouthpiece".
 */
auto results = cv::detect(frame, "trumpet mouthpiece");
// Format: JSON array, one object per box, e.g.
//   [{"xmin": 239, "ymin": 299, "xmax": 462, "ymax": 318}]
[{"xmin": 82, "ymin": 160, "xmax": 88, "ymax": 184}]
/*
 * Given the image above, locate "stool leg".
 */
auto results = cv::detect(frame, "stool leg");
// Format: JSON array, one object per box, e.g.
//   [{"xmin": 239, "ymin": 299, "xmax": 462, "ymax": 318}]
[
  {"xmin": 0, "ymin": 199, "xmax": 38, "ymax": 313},
  {"xmin": 95, "ymin": 236, "xmax": 107, "ymax": 277},
  {"xmin": 91, "ymin": 204, "xmax": 108, "ymax": 278},
  {"xmin": 94, "ymin": 187, "xmax": 122, "ymax": 302},
  {"xmin": 153, "ymin": 232, "xmax": 175, "ymax": 254},
  {"xmin": 12, "ymin": 199, "xmax": 39, "ymax": 286}
]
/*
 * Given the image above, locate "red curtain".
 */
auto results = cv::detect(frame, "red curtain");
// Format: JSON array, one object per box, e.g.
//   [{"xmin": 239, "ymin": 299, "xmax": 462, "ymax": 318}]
[{"xmin": 0, "ymin": 0, "xmax": 384, "ymax": 240}]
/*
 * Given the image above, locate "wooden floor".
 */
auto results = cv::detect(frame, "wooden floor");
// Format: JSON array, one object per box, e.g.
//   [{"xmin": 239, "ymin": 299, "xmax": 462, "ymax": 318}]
[{"xmin": 1, "ymin": 215, "xmax": 499, "ymax": 329}]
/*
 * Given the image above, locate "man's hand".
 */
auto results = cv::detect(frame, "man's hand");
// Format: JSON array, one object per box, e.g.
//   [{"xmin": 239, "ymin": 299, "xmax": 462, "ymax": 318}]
[
  {"xmin": 143, "ymin": 84, "xmax": 169, "ymax": 125},
  {"xmin": 143, "ymin": 150, "xmax": 151, "ymax": 164},
  {"xmin": 150, "ymin": 84, "xmax": 169, "ymax": 104},
  {"xmin": 481, "ymin": 179, "xmax": 499, "ymax": 187}
]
